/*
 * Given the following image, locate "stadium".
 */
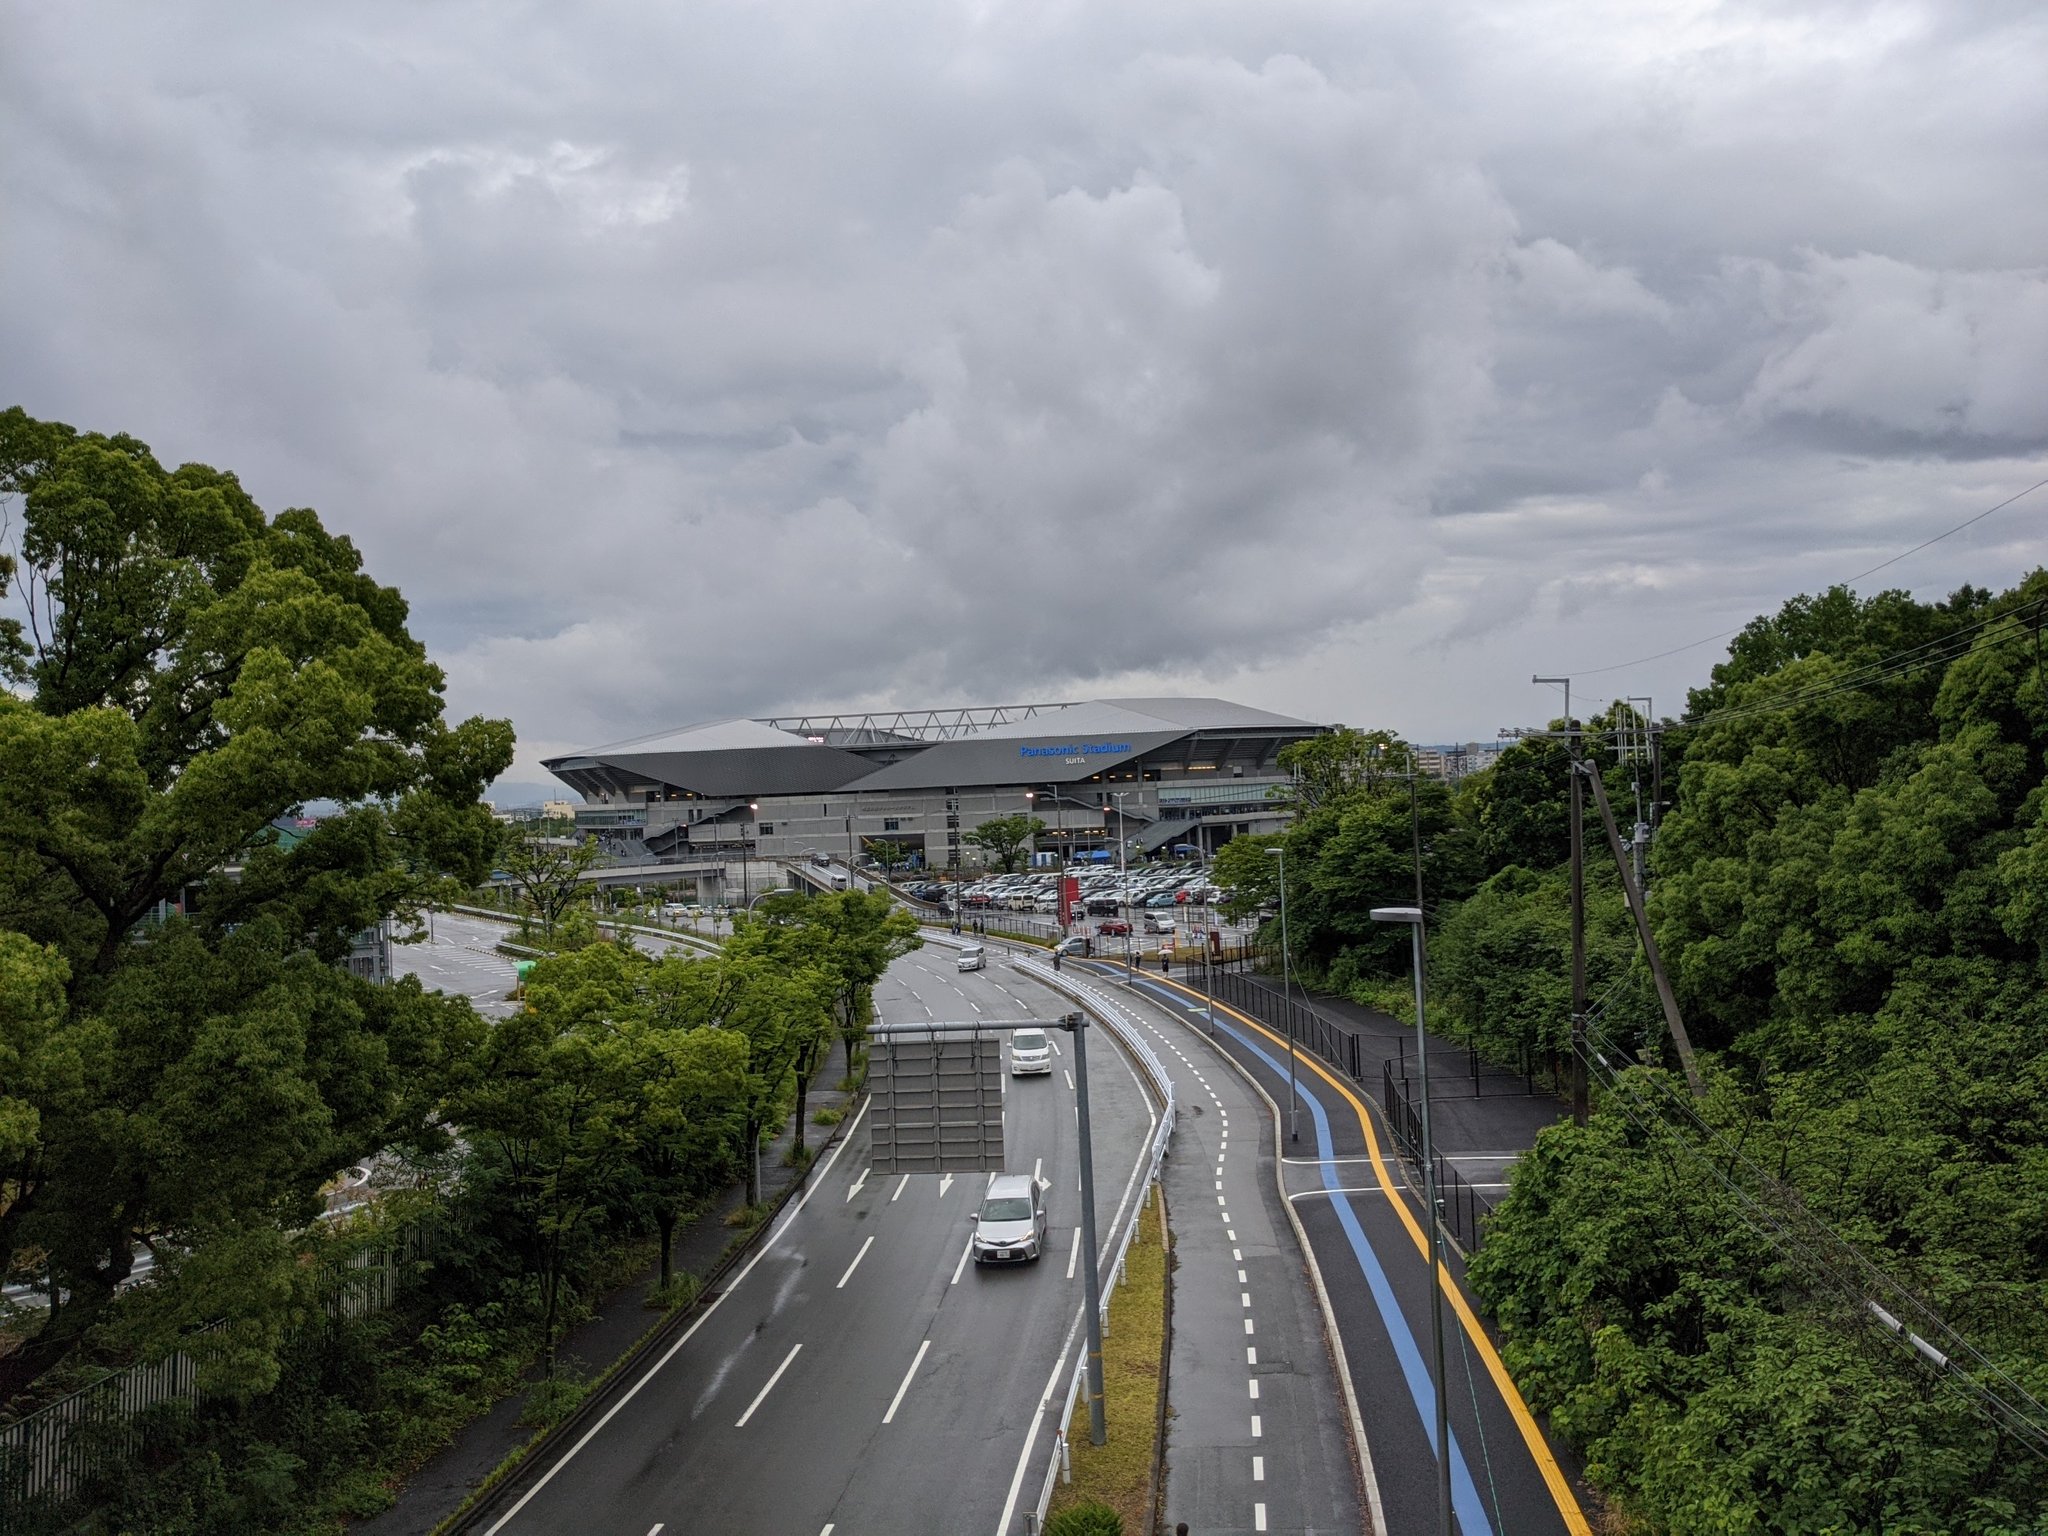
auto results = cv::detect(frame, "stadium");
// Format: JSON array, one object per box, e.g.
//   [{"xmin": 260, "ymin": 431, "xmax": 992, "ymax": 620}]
[{"xmin": 543, "ymin": 697, "xmax": 1325, "ymax": 881}]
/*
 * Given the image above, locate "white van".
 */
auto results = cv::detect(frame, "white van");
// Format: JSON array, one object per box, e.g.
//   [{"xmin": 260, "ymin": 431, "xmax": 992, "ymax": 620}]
[{"xmin": 956, "ymin": 944, "xmax": 986, "ymax": 972}]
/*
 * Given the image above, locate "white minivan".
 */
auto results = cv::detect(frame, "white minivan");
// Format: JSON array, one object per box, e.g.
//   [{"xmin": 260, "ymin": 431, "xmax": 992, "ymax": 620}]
[{"xmin": 956, "ymin": 944, "xmax": 986, "ymax": 972}]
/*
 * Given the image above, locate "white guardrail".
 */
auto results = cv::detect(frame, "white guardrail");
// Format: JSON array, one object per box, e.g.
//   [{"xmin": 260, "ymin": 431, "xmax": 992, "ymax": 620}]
[{"xmin": 1011, "ymin": 957, "xmax": 1177, "ymax": 1536}]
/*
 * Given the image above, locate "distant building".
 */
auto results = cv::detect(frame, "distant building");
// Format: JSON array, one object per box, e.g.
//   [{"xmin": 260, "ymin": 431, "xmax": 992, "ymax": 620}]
[
  {"xmin": 1413, "ymin": 741, "xmax": 1505, "ymax": 784},
  {"xmin": 541, "ymin": 799, "xmax": 577, "ymax": 821}
]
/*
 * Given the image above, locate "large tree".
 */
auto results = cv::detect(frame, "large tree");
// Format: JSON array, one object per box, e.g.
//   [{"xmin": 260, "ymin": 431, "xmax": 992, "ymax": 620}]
[
  {"xmin": 0, "ymin": 408, "xmax": 511, "ymax": 1396},
  {"xmin": 964, "ymin": 813, "xmax": 1045, "ymax": 873}
]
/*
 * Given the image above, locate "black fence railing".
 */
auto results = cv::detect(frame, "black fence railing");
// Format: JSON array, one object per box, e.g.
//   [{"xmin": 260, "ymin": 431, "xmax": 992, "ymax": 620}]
[
  {"xmin": 1382, "ymin": 1060, "xmax": 1497, "ymax": 1254},
  {"xmin": 1193, "ymin": 963, "xmax": 1367, "ymax": 1082},
  {"xmin": 1391, "ymin": 1032, "xmax": 1543, "ymax": 1100}
]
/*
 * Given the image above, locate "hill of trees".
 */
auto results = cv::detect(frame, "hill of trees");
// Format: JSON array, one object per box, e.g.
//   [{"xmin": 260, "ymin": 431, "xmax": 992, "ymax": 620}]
[{"xmin": 1221, "ymin": 574, "xmax": 2048, "ymax": 1533}]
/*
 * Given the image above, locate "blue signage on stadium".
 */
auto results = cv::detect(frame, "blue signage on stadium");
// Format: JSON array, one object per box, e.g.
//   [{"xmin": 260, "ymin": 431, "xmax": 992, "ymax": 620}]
[{"xmin": 1019, "ymin": 741, "xmax": 1131, "ymax": 758}]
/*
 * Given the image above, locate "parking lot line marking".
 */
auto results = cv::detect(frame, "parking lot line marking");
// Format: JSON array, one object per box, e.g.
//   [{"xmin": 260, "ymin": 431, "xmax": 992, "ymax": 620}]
[
  {"xmin": 891, "ymin": 1174, "xmax": 910, "ymax": 1202},
  {"xmin": 845, "ymin": 1169, "xmax": 868, "ymax": 1203},
  {"xmin": 734, "ymin": 1344, "xmax": 802, "ymax": 1427},
  {"xmin": 882, "ymin": 1339, "xmax": 932, "ymax": 1424},
  {"xmin": 837, "ymin": 1236, "xmax": 875, "ymax": 1289},
  {"xmin": 1253, "ymin": 1456, "xmax": 1265, "ymax": 1481},
  {"xmin": 951, "ymin": 1234, "xmax": 974, "ymax": 1285}
]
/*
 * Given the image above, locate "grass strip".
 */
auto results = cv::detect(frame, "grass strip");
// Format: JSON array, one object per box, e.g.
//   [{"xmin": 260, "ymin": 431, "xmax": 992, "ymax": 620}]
[{"xmin": 1048, "ymin": 1189, "xmax": 1169, "ymax": 1533}]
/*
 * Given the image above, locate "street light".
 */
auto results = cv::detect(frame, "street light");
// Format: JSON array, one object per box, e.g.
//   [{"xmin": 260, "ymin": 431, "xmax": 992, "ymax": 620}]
[
  {"xmin": 1112, "ymin": 791, "xmax": 1132, "ymax": 972},
  {"xmin": 1265, "ymin": 845, "xmax": 1300, "ymax": 1143},
  {"xmin": 739, "ymin": 800, "xmax": 759, "ymax": 907},
  {"xmin": 1371, "ymin": 902, "xmax": 1451, "ymax": 1536}
]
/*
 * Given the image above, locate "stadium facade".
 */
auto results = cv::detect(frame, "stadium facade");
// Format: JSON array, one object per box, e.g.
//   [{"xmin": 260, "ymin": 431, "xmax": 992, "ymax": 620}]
[{"xmin": 543, "ymin": 697, "xmax": 1325, "ymax": 875}]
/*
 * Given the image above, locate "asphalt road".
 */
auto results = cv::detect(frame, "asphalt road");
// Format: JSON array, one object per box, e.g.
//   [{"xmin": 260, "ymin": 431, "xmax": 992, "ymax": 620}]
[
  {"xmin": 472, "ymin": 943, "xmax": 1160, "ymax": 1536},
  {"xmin": 1046, "ymin": 965, "xmax": 1365, "ymax": 1536},
  {"xmin": 1106, "ymin": 966, "xmax": 1594, "ymax": 1536}
]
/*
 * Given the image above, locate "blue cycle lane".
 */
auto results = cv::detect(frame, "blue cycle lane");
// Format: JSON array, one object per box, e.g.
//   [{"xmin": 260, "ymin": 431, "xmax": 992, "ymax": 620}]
[{"xmin": 1103, "ymin": 965, "xmax": 1588, "ymax": 1536}]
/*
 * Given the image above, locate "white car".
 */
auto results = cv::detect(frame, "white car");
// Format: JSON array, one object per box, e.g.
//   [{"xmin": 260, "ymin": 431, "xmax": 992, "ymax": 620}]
[
  {"xmin": 1009, "ymin": 1028, "xmax": 1054, "ymax": 1076},
  {"xmin": 970, "ymin": 1173, "xmax": 1049, "ymax": 1264},
  {"xmin": 957, "ymin": 944, "xmax": 986, "ymax": 972}
]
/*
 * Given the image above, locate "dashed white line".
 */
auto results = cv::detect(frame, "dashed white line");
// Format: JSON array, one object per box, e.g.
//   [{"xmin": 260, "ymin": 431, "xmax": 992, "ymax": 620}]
[
  {"xmin": 735, "ymin": 1344, "xmax": 802, "ymax": 1427},
  {"xmin": 1244, "ymin": 1318, "xmax": 1255, "ymax": 1335},
  {"xmin": 1241, "ymin": 1293, "xmax": 1252, "ymax": 1308},
  {"xmin": 1252, "ymin": 1455, "xmax": 1265, "ymax": 1481},
  {"xmin": 1064, "ymin": 1070, "xmax": 1075, "ymax": 1090},
  {"xmin": 1067, "ymin": 1230, "xmax": 1081, "ymax": 1280},
  {"xmin": 837, "ymin": 1236, "xmax": 875, "ymax": 1288},
  {"xmin": 1251, "ymin": 1412, "xmax": 1263, "ymax": 1437},
  {"xmin": 1254, "ymin": 1501, "xmax": 1268, "ymax": 1531},
  {"xmin": 951, "ymin": 1234, "xmax": 975, "ymax": 1285},
  {"xmin": 883, "ymin": 1339, "xmax": 932, "ymax": 1424},
  {"xmin": 1238, "ymin": 1269, "xmax": 1248, "ymax": 1283},
  {"xmin": 1247, "ymin": 1346, "xmax": 1258, "ymax": 1365},
  {"xmin": 1249, "ymin": 1378, "xmax": 1260, "ymax": 1399}
]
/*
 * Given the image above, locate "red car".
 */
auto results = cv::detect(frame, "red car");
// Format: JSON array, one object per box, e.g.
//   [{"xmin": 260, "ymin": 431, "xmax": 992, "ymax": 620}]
[{"xmin": 1096, "ymin": 918, "xmax": 1132, "ymax": 937}]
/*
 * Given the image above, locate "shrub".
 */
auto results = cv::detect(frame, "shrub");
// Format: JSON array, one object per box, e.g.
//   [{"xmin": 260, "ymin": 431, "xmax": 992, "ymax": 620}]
[{"xmin": 1044, "ymin": 1500, "xmax": 1123, "ymax": 1536}]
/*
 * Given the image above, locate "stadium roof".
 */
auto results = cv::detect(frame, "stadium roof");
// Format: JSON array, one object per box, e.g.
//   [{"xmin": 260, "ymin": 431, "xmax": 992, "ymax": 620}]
[{"xmin": 544, "ymin": 696, "xmax": 1324, "ymax": 800}]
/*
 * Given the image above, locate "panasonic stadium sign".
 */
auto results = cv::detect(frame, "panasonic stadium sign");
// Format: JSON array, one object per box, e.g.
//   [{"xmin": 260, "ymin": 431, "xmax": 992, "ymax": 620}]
[{"xmin": 1019, "ymin": 741, "xmax": 1132, "ymax": 759}]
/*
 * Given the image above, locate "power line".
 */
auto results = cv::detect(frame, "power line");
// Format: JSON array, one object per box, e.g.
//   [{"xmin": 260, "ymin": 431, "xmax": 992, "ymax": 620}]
[{"xmin": 1562, "ymin": 477, "xmax": 2048, "ymax": 680}]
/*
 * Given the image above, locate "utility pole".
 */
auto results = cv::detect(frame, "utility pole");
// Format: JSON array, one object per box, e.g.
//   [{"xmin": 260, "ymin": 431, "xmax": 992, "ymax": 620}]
[
  {"xmin": 1058, "ymin": 1009, "xmax": 1108, "ymax": 1445},
  {"xmin": 1538, "ymin": 677, "xmax": 1588, "ymax": 1127}
]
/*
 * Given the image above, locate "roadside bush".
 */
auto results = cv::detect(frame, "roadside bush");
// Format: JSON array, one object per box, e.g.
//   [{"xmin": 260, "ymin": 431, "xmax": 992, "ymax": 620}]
[{"xmin": 1043, "ymin": 1501, "xmax": 1123, "ymax": 1536}]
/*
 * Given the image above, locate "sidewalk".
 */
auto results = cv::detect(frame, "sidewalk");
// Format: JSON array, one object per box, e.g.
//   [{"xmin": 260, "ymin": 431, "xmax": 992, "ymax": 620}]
[{"xmin": 351, "ymin": 1038, "xmax": 859, "ymax": 1536}]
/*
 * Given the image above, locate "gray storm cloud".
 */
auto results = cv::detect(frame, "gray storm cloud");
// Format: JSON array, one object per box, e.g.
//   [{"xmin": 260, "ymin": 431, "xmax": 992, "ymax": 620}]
[{"xmin": 2, "ymin": 1, "xmax": 2043, "ymax": 775}]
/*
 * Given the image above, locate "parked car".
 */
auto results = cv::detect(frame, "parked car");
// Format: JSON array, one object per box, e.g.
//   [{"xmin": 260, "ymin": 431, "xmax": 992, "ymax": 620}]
[{"xmin": 1096, "ymin": 918, "xmax": 1131, "ymax": 937}]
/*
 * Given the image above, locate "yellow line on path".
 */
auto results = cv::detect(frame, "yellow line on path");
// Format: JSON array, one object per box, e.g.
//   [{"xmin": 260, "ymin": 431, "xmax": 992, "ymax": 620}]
[{"xmin": 1151, "ymin": 972, "xmax": 1592, "ymax": 1536}]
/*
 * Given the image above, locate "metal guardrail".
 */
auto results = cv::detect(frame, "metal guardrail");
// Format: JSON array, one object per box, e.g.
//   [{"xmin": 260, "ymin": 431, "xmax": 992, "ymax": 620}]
[{"xmin": 1011, "ymin": 960, "xmax": 1176, "ymax": 1536}]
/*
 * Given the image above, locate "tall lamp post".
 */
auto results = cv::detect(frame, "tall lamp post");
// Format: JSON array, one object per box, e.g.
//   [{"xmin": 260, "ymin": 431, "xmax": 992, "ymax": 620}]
[
  {"xmin": 739, "ymin": 800, "xmax": 759, "ymax": 908},
  {"xmin": 1112, "ymin": 791, "xmax": 1132, "ymax": 972},
  {"xmin": 1265, "ymin": 845, "xmax": 1301, "ymax": 1142},
  {"xmin": 1371, "ymin": 902, "xmax": 1451, "ymax": 1536}
]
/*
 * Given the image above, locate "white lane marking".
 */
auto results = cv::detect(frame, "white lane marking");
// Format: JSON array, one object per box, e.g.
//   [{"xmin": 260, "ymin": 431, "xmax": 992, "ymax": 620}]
[
  {"xmin": 1252, "ymin": 1455, "xmax": 1265, "ymax": 1481},
  {"xmin": 1227, "ymin": 1229, "xmax": 1237, "ymax": 1242},
  {"xmin": 648, "ymin": 1527, "xmax": 664, "ymax": 1535},
  {"xmin": 1241, "ymin": 1293, "xmax": 1252, "ymax": 1308},
  {"xmin": 1033, "ymin": 1156, "xmax": 1043, "ymax": 1184},
  {"xmin": 1064, "ymin": 1070, "xmax": 1075, "ymax": 1090},
  {"xmin": 1049, "ymin": 1036, "xmax": 1061, "ymax": 1055},
  {"xmin": 821, "ymin": 1525, "xmax": 836, "ymax": 1535},
  {"xmin": 1238, "ymin": 1269, "xmax": 1248, "ymax": 1283},
  {"xmin": 1221, "ymin": 1211, "xmax": 1231, "ymax": 1221},
  {"xmin": 951, "ymin": 1234, "xmax": 975, "ymax": 1285},
  {"xmin": 1249, "ymin": 1378, "xmax": 1260, "ymax": 1399},
  {"xmin": 846, "ymin": 1168, "xmax": 869, "ymax": 1203},
  {"xmin": 1233, "ymin": 1248, "xmax": 1242, "ymax": 1262},
  {"xmin": 1217, "ymin": 1195, "xmax": 1226, "ymax": 1206},
  {"xmin": 837, "ymin": 1236, "xmax": 875, "ymax": 1289},
  {"xmin": 735, "ymin": 1343, "xmax": 803, "ymax": 1427},
  {"xmin": 1215, "ymin": 1180, "xmax": 1224, "ymax": 1191},
  {"xmin": 478, "ymin": 1098, "xmax": 870, "ymax": 1533},
  {"xmin": 1251, "ymin": 1413, "xmax": 1263, "ymax": 1437},
  {"xmin": 1067, "ymin": 1229, "xmax": 1081, "ymax": 1281},
  {"xmin": 1247, "ymin": 1346, "xmax": 1258, "ymax": 1365},
  {"xmin": 1255, "ymin": 1502, "xmax": 1268, "ymax": 1531},
  {"xmin": 1244, "ymin": 1318, "xmax": 1255, "ymax": 1336},
  {"xmin": 882, "ymin": 1339, "xmax": 933, "ymax": 1424},
  {"xmin": 892, "ymin": 1174, "xmax": 910, "ymax": 1202}
]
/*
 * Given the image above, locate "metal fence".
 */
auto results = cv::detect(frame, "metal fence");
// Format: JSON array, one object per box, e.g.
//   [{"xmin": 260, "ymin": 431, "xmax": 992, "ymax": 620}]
[
  {"xmin": 1381, "ymin": 1060, "xmax": 1497, "ymax": 1254},
  {"xmin": 1194, "ymin": 964, "xmax": 1368, "ymax": 1082},
  {"xmin": 2, "ymin": 1226, "xmax": 428, "ymax": 1532}
]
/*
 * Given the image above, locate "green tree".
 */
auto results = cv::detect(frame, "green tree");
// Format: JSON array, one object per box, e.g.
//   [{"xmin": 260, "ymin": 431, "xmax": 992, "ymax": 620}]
[
  {"xmin": 500, "ymin": 824, "xmax": 603, "ymax": 941},
  {"xmin": 0, "ymin": 410, "xmax": 510, "ymax": 1395},
  {"xmin": 964, "ymin": 813, "xmax": 1046, "ymax": 873}
]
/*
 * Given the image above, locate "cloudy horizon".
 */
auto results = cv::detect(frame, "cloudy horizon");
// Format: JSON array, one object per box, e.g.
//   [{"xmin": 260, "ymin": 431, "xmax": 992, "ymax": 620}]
[{"xmin": 4, "ymin": 0, "xmax": 2044, "ymax": 789}]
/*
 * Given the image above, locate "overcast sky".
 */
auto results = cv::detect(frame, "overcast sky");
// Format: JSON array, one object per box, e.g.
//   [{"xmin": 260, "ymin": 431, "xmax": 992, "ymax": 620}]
[{"xmin": 4, "ymin": 0, "xmax": 2044, "ymax": 791}]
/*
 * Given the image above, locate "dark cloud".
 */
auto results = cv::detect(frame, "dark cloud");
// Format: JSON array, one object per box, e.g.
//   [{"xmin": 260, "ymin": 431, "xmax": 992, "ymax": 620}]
[{"xmin": 2, "ymin": 0, "xmax": 2043, "ymax": 774}]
